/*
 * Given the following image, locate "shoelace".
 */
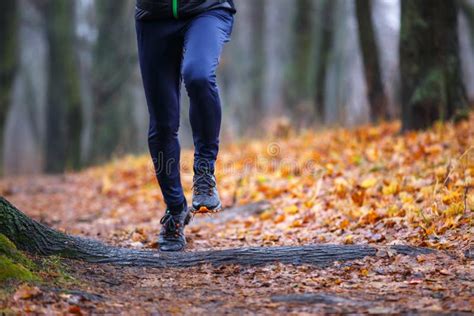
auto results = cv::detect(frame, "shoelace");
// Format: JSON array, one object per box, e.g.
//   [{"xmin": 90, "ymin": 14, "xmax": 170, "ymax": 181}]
[
  {"xmin": 160, "ymin": 210, "xmax": 181, "ymax": 237},
  {"xmin": 192, "ymin": 173, "xmax": 216, "ymax": 196}
]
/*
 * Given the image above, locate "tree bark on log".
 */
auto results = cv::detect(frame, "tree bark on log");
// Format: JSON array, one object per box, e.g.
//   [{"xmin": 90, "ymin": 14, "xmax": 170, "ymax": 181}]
[
  {"xmin": 192, "ymin": 200, "xmax": 270, "ymax": 225},
  {"xmin": 271, "ymin": 293, "xmax": 363, "ymax": 306},
  {"xmin": 0, "ymin": 197, "xmax": 433, "ymax": 268}
]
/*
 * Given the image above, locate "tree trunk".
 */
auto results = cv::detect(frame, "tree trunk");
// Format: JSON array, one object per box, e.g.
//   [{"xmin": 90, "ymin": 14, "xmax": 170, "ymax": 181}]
[
  {"xmin": 261, "ymin": 0, "xmax": 295, "ymax": 117},
  {"xmin": 460, "ymin": 0, "xmax": 474, "ymax": 44},
  {"xmin": 400, "ymin": 0, "xmax": 469, "ymax": 131},
  {"xmin": 314, "ymin": 0, "xmax": 336, "ymax": 122},
  {"xmin": 250, "ymin": 0, "xmax": 265, "ymax": 129},
  {"xmin": 288, "ymin": 0, "xmax": 314, "ymax": 124},
  {"xmin": 0, "ymin": 0, "xmax": 18, "ymax": 173},
  {"xmin": 222, "ymin": 0, "xmax": 254, "ymax": 136},
  {"xmin": 44, "ymin": 0, "xmax": 83, "ymax": 172},
  {"xmin": 355, "ymin": 0, "xmax": 389, "ymax": 122},
  {"xmin": 91, "ymin": 0, "xmax": 136, "ymax": 163},
  {"xmin": 0, "ymin": 197, "xmax": 434, "ymax": 268}
]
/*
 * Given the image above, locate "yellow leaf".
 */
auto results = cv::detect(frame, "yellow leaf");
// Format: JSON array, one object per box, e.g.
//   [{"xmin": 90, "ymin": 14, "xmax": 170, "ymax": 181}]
[
  {"xmin": 444, "ymin": 202, "xmax": 464, "ymax": 217},
  {"xmin": 400, "ymin": 192, "xmax": 414, "ymax": 204},
  {"xmin": 284, "ymin": 205, "xmax": 299, "ymax": 215},
  {"xmin": 442, "ymin": 191, "xmax": 461, "ymax": 205},
  {"xmin": 257, "ymin": 175, "xmax": 268, "ymax": 183},
  {"xmin": 361, "ymin": 178, "xmax": 377, "ymax": 189},
  {"xmin": 304, "ymin": 200, "xmax": 315, "ymax": 208},
  {"xmin": 382, "ymin": 180, "xmax": 399, "ymax": 195}
]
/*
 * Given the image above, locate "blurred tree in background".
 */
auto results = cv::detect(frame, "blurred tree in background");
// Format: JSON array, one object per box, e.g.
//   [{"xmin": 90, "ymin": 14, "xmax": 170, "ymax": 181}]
[
  {"xmin": 91, "ymin": 0, "xmax": 139, "ymax": 163},
  {"xmin": 0, "ymin": 0, "xmax": 473, "ymax": 175},
  {"xmin": 400, "ymin": 0, "xmax": 468, "ymax": 130},
  {"xmin": 355, "ymin": 0, "xmax": 389, "ymax": 122},
  {"xmin": 313, "ymin": 0, "xmax": 335, "ymax": 123},
  {"xmin": 0, "ymin": 0, "xmax": 18, "ymax": 174},
  {"xmin": 462, "ymin": 0, "xmax": 474, "ymax": 41},
  {"xmin": 288, "ymin": 0, "xmax": 314, "ymax": 118},
  {"xmin": 44, "ymin": 0, "xmax": 83, "ymax": 172}
]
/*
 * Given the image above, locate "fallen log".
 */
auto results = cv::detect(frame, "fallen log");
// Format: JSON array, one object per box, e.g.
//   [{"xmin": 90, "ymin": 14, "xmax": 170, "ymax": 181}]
[
  {"xmin": 192, "ymin": 200, "xmax": 270, "ymax": 225},
  {"xmin": 0, "ymin": 197, "xmax": 433, "ymax": 268},
  {"xmin": 271, "ymin": 293, "xmax": 364, "ymax": 306}
]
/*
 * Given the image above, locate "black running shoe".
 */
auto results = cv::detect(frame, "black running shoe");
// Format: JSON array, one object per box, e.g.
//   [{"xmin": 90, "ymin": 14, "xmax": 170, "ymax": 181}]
[
  {"xmin": 191, "ymin": 172, "xmax": 221, "ymax": 213},
  {"xmin": 158, "ymin": 201, "xmax": 191, "ymax": 252}
]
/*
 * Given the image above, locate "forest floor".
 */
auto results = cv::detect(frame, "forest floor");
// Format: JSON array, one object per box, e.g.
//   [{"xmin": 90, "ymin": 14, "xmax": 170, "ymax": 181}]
[{"xmin": 0, "ymin": 116, "xmax": 473, "ymax": 314}]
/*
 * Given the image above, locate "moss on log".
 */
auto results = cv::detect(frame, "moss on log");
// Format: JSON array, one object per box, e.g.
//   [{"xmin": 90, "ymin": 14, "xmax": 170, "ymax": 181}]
[
  {"xmin": 0, "ymin": 234, "xmax": 38, "ymax": 283},
  {"xmin": 0, "ymin": 197, "xmax": 434, "ymax": 268}
]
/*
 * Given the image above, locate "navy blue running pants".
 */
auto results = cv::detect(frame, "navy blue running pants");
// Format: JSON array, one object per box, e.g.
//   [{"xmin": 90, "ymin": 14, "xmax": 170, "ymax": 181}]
[{"xmin": 135, "ymin": 9, "xmax": 234, "ymax": 208}]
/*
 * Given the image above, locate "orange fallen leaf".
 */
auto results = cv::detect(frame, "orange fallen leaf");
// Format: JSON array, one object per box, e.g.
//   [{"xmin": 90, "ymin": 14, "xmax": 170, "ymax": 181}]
[
  {"xmin": 290, "ymin": 219, "xmax": 303, "ymax": 228},
  {"xmin": 13, "ymin": 285, "xmax": 41, "ymax": 301},
  {"xmin": 263, "ymin": 234, "xmax": 280, "ymax": 242},
  {"xmin": 259, "ymin": 209, "xmax": 273, "ymax": 221},
  {"xmin": 339, "ymin": 219, "xmax": 350, "ymax": 230},
  {"xmin": 273, "ymin": 213, "xmax": 286, "ymax": 224},
  {"xmin": 68, "ymin": 305, "xmax": 83, "ymax": 315},
  {"xmin": 351, "ymin": 189, "xmax": 365, "ymax": 206}
]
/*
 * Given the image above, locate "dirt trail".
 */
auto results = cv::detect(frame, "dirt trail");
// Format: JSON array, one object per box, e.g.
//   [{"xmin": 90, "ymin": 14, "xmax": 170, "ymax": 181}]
[
  {"xmin": 0, "ymin": 175, "xmax": 472, "ymax": 314},
  {"xmin": 1, "ymin": 119, "xmax": 473, "ymax": 314}
]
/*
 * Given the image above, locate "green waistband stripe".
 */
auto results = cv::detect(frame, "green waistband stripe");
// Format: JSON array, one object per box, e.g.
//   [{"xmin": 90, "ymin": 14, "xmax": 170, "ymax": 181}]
[{"xmin": 172, "ymin": 0, "xmax": 178, "ymax": 18}]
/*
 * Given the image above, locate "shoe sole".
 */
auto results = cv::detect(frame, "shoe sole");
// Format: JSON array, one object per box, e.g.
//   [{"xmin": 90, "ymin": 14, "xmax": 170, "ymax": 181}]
[
  {"xmin": 190, "ymin": 203, "xmax": 222, "ymax": 214},
  {"xmin": 159, "ymin": 244, "xmax": 185, "ymax": 252}
]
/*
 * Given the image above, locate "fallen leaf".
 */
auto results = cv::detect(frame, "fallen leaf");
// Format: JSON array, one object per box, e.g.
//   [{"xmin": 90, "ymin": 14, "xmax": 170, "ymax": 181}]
[
  {"xmin": 14, "ymin": 285, "xmax": 41, "ymax": 301},
  {"xmin": 361, "ymin": 178, "xmax": 377, "ymax": 189}
]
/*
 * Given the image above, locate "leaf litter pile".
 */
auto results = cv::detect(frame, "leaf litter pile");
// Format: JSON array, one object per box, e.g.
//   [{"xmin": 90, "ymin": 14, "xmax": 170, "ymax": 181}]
[{"xmin": 0, "ymin": 115, "xmax": 473, "ymax": 314}]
